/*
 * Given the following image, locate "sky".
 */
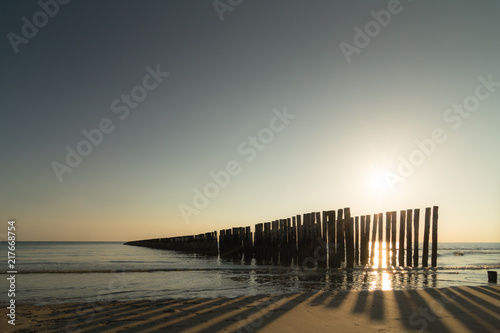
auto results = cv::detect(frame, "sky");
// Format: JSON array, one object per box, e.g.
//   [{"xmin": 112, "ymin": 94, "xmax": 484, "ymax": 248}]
[{"xmin": 1, "ymin": 0, "xmax": 499, "ymax": 242}]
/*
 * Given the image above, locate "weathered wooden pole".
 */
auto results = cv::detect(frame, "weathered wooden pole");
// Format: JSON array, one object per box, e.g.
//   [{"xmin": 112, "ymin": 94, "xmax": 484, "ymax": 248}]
[
  {"xmin": 360, "ymin": 215, "xmax": 366, "ymax": 266},
  {"xmin": 385, "ymin": 212, "xmax": 391, "ymax": 267},
  {"xmin": 291, "ymin": 216, "xmax": 297, "ymax": 261},
  {"xmin": 279, "ymin": 219, "xmax": 285, "ymax": 262},
  {"xmin": 328, "ymin": 210, "xmax": 336, "ymax": 268},
  {"xmin": 422, "ymin": 207, "xmax": 431, "ymax": 267},
  {"xmin": 322, "ymin": 211, "xmax": 328, "ymax": 249},
  {"xmin": 398, "ymin": 210, "xmax": 406, "ymax": 267},
  {"xmin": 355, "ymin": 216, "xmax": 360, "ymax": 265},
  {"xmin": 272, "ymin": 220, "xmax": 279, "ymax": 262},
  {"xmin": 431, "ymin": 206, "xmax": 439, "ymax": 267},
  {"xmin": 365, "ymin": 215, "xmax": 371, "ymax": 266},
  {"xmin": 345, "ymin": 217, "xmax": 354, "ymax": 268},
  {"xmin": 344, "ymin": 208, "xmax": 351, "ymax": 265},
  {"xmin": 264, "ymin": 222, "xmax": 271, "ymax": 260},
  {"xmin": 413, "ymin": 209, "xmax": 420, "ymax": 267},
  {"xmin": 296, "ymin": 215, "xmax": 303, "ymax": 261},
  {"xmin": 304, "ymin": 213, "xmax": 311, "ymax": 258},
  {"xmin": 378, "ymin": 212, "xmax": 383, "ymax": 266},
  {"xmin": 315, "ymin": 212, "xmax": 325, "ymax": 267},
  {"xmin": 370, "ymin": 213, "xmax": 377, "ymax": 266},
  {"xmin": 219, "ymin": 229, "xmax": 225, "ymax": 257},
  {"xmin": 391, "ymin": 211, "xmax": 397, "ymax": 267},
  {"xmin": 336, "ymin": 209, "xmax": 344, "ymax": 266},
  {"xmin": 406, "ymin": 209, "xmax": 413, "ymax": 267}
]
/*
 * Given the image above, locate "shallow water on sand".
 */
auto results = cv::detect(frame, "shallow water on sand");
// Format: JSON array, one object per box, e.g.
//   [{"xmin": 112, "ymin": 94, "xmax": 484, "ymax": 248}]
[{"xmin": 1, "ymin": 241, "xmax": 498, "ymax": 305}]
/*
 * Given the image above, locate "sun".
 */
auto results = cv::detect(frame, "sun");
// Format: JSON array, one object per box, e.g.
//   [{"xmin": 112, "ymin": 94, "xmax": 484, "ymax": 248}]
[{"xmin": 370, "ymin": 171, "xmax": 390, "ymax": 193}]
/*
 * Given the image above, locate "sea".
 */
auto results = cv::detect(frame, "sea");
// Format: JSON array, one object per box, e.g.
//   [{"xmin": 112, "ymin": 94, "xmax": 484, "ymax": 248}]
[{"xmin": 1, "ymin": 242, "xmax": 499, "ymax": 305}]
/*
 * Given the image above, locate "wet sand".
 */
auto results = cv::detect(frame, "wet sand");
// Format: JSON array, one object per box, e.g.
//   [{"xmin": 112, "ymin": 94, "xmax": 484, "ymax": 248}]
[{"xmin": 2, "ymin": 285, "xmax": 499, "ymax": 332}]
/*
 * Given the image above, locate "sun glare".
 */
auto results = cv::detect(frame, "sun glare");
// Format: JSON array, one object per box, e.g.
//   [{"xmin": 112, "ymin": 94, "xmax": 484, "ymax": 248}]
[{"xmin": 371, "ymin": 172, "xmax": 389, "ymax": 193}]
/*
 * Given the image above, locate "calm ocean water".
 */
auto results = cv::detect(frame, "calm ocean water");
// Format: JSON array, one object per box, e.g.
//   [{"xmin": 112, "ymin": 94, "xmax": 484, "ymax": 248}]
[{"xmin": 1, "ymin": 241, "xmax": 499, "ymax": 305}]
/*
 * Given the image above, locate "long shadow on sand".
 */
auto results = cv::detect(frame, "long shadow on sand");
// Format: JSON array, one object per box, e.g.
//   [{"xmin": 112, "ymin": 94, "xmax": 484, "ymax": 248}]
[{"xmin": 6, "ymin": 285, "xmax": 500, "ymax": 332}]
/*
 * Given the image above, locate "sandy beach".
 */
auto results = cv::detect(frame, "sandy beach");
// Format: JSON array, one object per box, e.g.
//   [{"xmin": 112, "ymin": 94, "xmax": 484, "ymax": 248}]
[{"xmin": 2, "ymin": 285, "xmax": 499, "ymax": 332}]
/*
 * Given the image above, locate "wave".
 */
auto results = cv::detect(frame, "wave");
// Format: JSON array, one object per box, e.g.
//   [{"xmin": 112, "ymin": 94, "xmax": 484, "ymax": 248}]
[{"xmin": 439, "ymin": 250, "xmax": 500, "ymax": 256}]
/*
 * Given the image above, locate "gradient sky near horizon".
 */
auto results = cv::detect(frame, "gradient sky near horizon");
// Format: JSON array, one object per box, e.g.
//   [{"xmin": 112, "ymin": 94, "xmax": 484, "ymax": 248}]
[{"xmin": 1, "ymin": 0, "xmax": 499, "ymax": 242}]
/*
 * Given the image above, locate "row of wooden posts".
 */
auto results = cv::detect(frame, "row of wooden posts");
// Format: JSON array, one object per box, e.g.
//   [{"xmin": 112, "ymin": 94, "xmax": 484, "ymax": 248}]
[
  {"xmin": 124, "ymin": 232, "xmax": 218, "ymax": 256},
  {"xmin": 125, "ymin": 206, "xmax": 439, "ymax": 268}
]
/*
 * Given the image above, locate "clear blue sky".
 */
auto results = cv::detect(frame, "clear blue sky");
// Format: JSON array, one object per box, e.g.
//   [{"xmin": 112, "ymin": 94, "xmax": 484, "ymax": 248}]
[{"xmin": 1, "ymin": 0, "xmax": 499, "ymax": 241}]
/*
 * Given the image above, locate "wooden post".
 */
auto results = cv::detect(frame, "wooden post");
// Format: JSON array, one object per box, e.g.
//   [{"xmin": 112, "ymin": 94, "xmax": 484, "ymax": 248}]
[
  {"xmin": 315, "ymin": 212, "xmax": 324, "ymax": 267},
  {"xmin": 378, "ymin": 212, "xmax": 383, "ymax": 266},
  {"xmin": 220, "ymin": 229, "xmax": 225, "ymax": 257},
  {"xmin": 413, "ymin": 209, "xmax": 420, "ymax": 267},
  {"xmin": 264, "ymin": 222, "xmax": 271, "ymax": 260},
  {"xmin": 360, "ymin": 215, "xmax": 366, "ymax": 266},
  {"xmin": 322, "ymin": 211, "xmax": 328, "ymax": 248},
  {"xmin": 365, "ymin": 215, "xmax": 371, "ymax": 266},
  {"xmin": 370, "ymin": 214, "xmax": 377, "ymax": 266},
  {"xmin": 296, "ymin": 215, "xmax": 302, "ymax": 260},
  {"xmin": 422, "ymin": 208, "xmax": 431, "ymax": 267},
  {"xmin": 343, "ymin": 208, "xmax": 351, "ymax": 265},
  {"xmin": 406, "ymin": 209, "xmax": 413, "ymax": 267},
  {"xmin": 391, "ymin": 211, "xmax": 397, "ymax": 267},
  {"xmin": 385, "ymin": 212, "xmax": 391, "ymax": 267},
  {"xmin": 272, "ymin": 221, "xmax": 279, "ymax": 262},
  {"xmin": 291, "ymin": 217, "xmax": 297, "ymax": 261},
  {"xmin": 345, "ymin": 217, "xmax": 354, "ymax": 268},
  {"xmin": 398, "ymin": 210, "xmax": 406, "ymax": 267},
  {"xmin": 336, "ymin": 209, "xmax": 344, "ymax": 266},
  {"xmin": 431, "ymin": 206, "xmax": 439, "ymax": 267},
  {"xmin": 355, "ymin": 216, "xmax": 359, "ymax": 265},
  {"xmin": 328, "ymin": 210, "xmax": 336, "ymax": 268}
]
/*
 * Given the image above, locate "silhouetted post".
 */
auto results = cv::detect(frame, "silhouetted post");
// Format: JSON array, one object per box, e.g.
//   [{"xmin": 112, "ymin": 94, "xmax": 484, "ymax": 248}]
[
  {"xmin": 422, "ymin": 207, "xmax": 431, "ymax": 267},
  {"xmin": 315, "ymin": 212, "xmax": 325, "ymax": 266},
  {"xmin": 291, "ymin": 217, "xmax": 297, "ymax": 261},
  {"xmin": 328, "ymin": 210, "xmax": 336, "ymax": 268},
  {"xmin": 286, "ymin": 218, "xmax": 292, "ymax": 263},
  {"xmin": 370, "ymin": 214, "xmax": 377, "ymax": 266},
  {"xmin": 343, "ymin": 209, "xmax": 351, "ymax": 264},
  {"xmin": 413, "ymin": 209, "xmax": 420, "ymax": 267},
  {"xmin": 391, "ymin": 211, "xmax": 397, "ymax": 267},
  {"xmin": 365, "ymin": 215, "xmax": 371, "ymax": 266},
  {"xmin": 272, "ymin": 221, "xmax": 279, "ymax": 263},
  {"xmin": 406, "ymin": 209, "xmax": 413, "ymax": 266},
  {"xmin": 345, "ymin": 217, "xmax": 354, "ymax": 268},
  {"xmin": 385, "ymin": 212, "xmax": 391, "ymax": 267},
  {"xmin": 220, "ymin": 229, "xmax": 225, "ymax": 257},
  {"xmin": 336, "ymin": 209, "xmax": 344, "ymax": 266},
  {"xmin": 322, "ymin": 211, "xmax": 328, "ymax": 247},
  {"xmin": 279, "ymin": 219, "xmax": 285, "ymax": 262},
  {"xmin": 316, "ymin": 211, "xmax": 322, "ymax": 241},
  {"xmin": 432, "ymin": 206, "xmax": 439, "ymax": 267},
  {"xmin": 398, "ymin": 210, "xmax": 406, "ymax": 267},
  {"xmin": 355, "ymin": 216, "xmax": 359, "ymax": 265},
  {"xmin": 360, "ymin": 215, "xmax": 366, "ymax": 266},
  {"xmin": 264, "ymin": 222, "xmax": 271, "ymax": 260},
  {"xmin": 378, "ymin": 213, "xmax": 383, "ymax": 266},
  {"xmin": 304, "ymin": 213, "xmax": 311, "ymax": 258}
]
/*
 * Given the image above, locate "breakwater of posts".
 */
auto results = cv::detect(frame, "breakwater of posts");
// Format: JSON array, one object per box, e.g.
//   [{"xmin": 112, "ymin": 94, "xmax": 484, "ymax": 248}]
[{"xmin": 125, "ymin": 206, "xmax": 439, "ymax": 268}]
